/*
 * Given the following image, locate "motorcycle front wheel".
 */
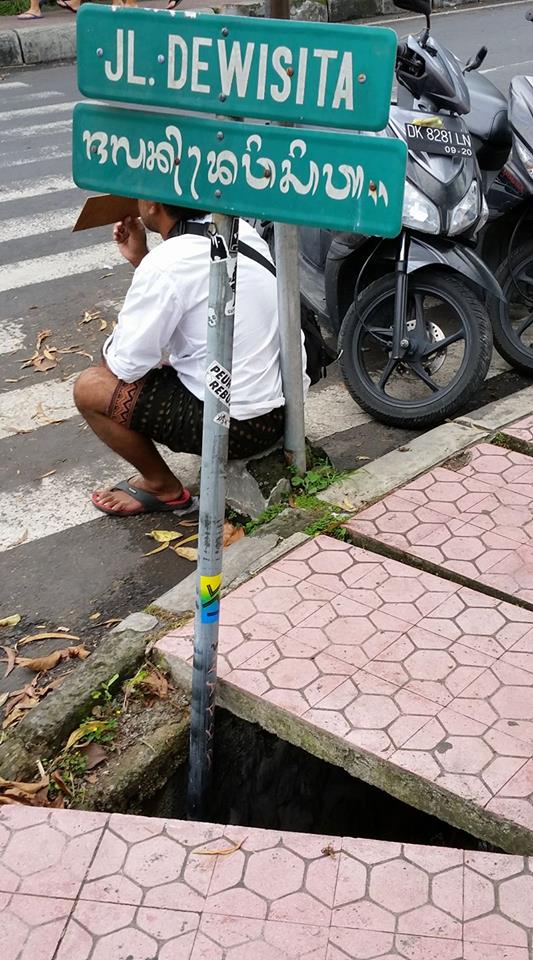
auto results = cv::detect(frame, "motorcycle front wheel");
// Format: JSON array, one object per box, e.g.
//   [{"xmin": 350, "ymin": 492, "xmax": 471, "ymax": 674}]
[
  {"xmin": 491, "ymin": 239, "xmax": 533, "ymax": 374},
  {"xmin": 339, "ymin": 270, "xmax": 492, "ymax": 429}
]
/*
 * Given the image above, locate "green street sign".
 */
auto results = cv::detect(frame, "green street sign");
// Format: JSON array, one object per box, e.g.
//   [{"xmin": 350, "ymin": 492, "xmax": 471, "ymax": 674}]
[
  {"xmin": 73, "ymin": 103, "xmax": 407, "ymax": 236},
  {"xmin": 77, "ymin": 6, "xmax": 397, "ymax": 131}
]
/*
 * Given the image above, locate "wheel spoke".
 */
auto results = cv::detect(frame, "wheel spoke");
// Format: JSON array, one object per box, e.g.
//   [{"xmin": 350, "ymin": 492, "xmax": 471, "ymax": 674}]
[
  {"xmin": 410, "ymin": 362, "xmax": 440, "ymax": 393},
  {"xmin": 421, "ymin": 329, "xmax": 464, "ymax": 356},
  {"xmin": 413, "ymin": 292, "xmax": 425, "ymax": 325},
  {"xmin": 365, "ymin": 326, "xmax": 393, "ymax": 339},
  {"xmin": 378, "ymin": 357, "xmax": 399, "ymax": 390},
  {"xmin": 517, "ymin": 312, "xmax": 533, "ymax": 337}
]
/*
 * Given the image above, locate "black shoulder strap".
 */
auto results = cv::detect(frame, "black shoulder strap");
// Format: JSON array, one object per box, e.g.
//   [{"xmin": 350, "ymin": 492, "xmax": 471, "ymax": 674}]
[{"xmin": 171, "ymin": 220, "xmax": 277, "ymax": 278}]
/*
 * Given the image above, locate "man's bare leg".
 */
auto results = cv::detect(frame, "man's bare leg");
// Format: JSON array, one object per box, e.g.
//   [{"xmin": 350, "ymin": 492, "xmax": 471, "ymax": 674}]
[{"xmin": 74, "ymin": 366, "xmax": 186, "ymax": 513}]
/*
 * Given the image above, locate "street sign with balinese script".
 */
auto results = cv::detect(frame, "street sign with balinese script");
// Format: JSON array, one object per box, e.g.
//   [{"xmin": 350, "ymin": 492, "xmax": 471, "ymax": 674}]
[
  {"xmin": 76, "ymin": 6, "xmax": 397, "ymax": 131},
  {"xmin": 73, "ymin": 103, "xmax": 407, "ymax": 236}
]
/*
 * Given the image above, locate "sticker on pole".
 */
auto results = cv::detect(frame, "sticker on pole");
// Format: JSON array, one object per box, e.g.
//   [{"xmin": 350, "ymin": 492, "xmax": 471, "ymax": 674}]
[
  {"xmin": 199, "ymin": 574, "xmax": 222, "ymax": 624},
  {"xmin": 214, "ymin": 411, "xmax": 230, "ymax": 429},
  {"xmin": 206, "ymin": 361, "xmax": 231, "ymax": 407}
]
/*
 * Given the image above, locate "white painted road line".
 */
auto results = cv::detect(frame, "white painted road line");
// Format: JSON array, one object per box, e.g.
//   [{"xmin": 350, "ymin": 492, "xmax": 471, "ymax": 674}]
[
  {"xmin": 11, "ymin": 120, "xmax": 72, "ymax": 140},
  {"xmin": 0, "ymin": 207, "xmax": 81, "ymax": 242},
  {"xmin": 0, "ymin": 146, "xmax": 71, "ymax": 168},
  {"xmin": 0, "ymin": 319, "xmax": 27, "ymax": 357},
  {"xmin": 0, "ymin": 101, "xmax": 78, "ymax": 123},
  {"xmin": 0, "ymin": 378, "xmax": 77, "ymax": 441},
  {"xmin": 0, "ymin": 175, "xmax": 75, "ymax": 204},
  {"xmin": 0, "ymin": 82, "xmax": 29, "ymax": 90},
  {"xmin": 0, "ymin": 242, "xmax": 124, "ymax": 294},
  {"xmin": 0, "ymin": 450, "xmax": 200, "ymax": 552}
]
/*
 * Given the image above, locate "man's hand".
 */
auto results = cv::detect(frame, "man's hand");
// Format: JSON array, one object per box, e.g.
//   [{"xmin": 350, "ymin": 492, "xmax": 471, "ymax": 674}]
[{"xmin": 113, "ymin": 217, "xmax": 148, "ymax": 268}]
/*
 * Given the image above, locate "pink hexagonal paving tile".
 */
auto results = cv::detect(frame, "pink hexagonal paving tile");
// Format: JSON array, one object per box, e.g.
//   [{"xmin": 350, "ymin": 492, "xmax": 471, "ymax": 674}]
[
  {"xmin": 390, "ymin": 706, "xmax": 532, "ymax": 808},
  {"xmin": 504, "ymin": 414, "xmax": 533, "ymax": 446},
  {"xmin": 332, "ymin": 838, "xmax": 464, "ymax": 941},
  {"xmin": 193, "ymin": 914, "xmax": 328, "ymax": 959},
  {"xmin": 456, "ymin": 444, "xmax": 533, "ymax": 497},
  {"xmin": 0, "ymin": 807, "xmax": 107, "ymax": 898},
  {"xmin": 204, "ymin": 825, "xmax": 340, "ymax": 926},
  {"xmin": 80, "ymin": 814, "xmax": 225, "ymax": 910},
  {"xmin": 302, "ymin": 671, "xmax": 440, "ymax": 759},
  {"xmin": 463, "ymin": 851, "xmax": 533, "ymax": 949},
  {"xmin": 327, "ymin": 929, "xmax": 464, "ymax": 959},
  {"xmin": 0, "ymin": 893, "xmax": 72, "ymax": 960},
  {"xmin": 55, "ymin": 900, "xmax": 199, "ymax": 960}
]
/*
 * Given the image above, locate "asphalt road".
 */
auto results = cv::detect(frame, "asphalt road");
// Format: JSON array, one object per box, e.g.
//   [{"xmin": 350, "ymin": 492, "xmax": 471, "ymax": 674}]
[{"xmin": 0, "ymin": 0, "xmax": 531, "ymax": 702}]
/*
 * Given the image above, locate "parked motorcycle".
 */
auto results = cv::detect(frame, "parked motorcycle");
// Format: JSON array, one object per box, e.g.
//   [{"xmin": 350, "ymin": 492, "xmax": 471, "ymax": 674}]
[
  {"xmin": 464, "ymin": 10, "xmax": 533, "ymax": 374},
  {"xmin": 296, "ymin": 0, "xmax": 502, "ymax": 429}
]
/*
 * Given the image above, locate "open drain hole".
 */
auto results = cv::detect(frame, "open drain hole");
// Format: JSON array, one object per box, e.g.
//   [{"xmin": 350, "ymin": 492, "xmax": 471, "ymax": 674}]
[{"xmin": 145, "ymin": 709, "xmax": 499, "ymax": 853}]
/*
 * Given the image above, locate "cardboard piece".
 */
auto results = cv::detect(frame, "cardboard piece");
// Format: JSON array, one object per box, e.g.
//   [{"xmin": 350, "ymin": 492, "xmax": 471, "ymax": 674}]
[{"xmin": 73, "ymin": 195, "xmax": 139, "ymax": 232}]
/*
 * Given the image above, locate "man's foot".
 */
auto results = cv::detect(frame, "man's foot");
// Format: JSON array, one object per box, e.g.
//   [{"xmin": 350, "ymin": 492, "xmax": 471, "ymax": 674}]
[{"xmin": 92, "ymin": 476, "xmax": 195, "ymax": 517}]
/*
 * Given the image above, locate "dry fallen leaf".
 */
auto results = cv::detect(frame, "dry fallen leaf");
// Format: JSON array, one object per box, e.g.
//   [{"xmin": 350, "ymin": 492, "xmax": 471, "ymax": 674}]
[
  {"xmin": 103, "ymin": 618, "xmax": 122, "ymax": 628},
  {"xmin": 89, "ymin": 612, "xmax": 101, "ymax": 621},
  {"xmin": 143, "ymin": 543, "xmax": 170, "ymax": 558},
  {"xmin": 0, "ymin": 614, "xmax": 21, "ymax": 628},
  {"xmin": 51, "ymin": 771, "xmax": 73, "ymax": 797},
  {"xmin": 223, "ymin": 521, "xmax": 245, "ymax": 548},
  {"xmin": 173, "ymin": 546, "xmax": 198, "ymax": 562},
  {"xmin": 16, "ymin": 644, "xmax": 89, "ymax": 672},
  {"xmin": 1, "ymin": 646, "xmax": 16, "ymax": 679},
  {"xmin": 19, "ymin": 632, "xmax": 80, "ymax": 647},
  {"xmin": 147, "ymin": 530, "xmax": 183, "ymax": 544},
  {"xmin": 196, "ymin": 838, "xmax": 246, "ymax": 857},
  {"xmin": 99, "ymin": 318, "xmax": 108, "ymax": 332},
  {"xmin": 78, "ymin": 741, "xmax": 108, "ymax": 770},
  {"xmin": 81, "ymin": 309, "xmax": 101, "ymax": 325},
  {"xmin": 36, "ymin": 329, "xmax": 52, "ymax": 350},
  {"xmin": 65, "ymin": 720, "xmax": 113, "ymax": 752}
]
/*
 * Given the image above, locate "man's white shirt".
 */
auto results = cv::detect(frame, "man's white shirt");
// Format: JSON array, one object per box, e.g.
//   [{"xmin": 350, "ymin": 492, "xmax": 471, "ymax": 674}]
[{"xmin": 104, "ymin": 218, "xmax": 310, "ymax": 421}]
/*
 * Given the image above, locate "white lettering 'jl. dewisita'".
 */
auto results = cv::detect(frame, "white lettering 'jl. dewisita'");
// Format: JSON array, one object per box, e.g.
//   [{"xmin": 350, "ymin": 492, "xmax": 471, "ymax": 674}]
[{"xmin": 104, "ymin": 29, "xmax": 355, "ymax": 112}]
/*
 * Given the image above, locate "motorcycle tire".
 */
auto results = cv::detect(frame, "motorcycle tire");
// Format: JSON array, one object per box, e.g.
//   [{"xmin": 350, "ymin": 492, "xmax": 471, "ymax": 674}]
[
  {"xmin": 339, "ymin": 270, "xmax": 492, "ymax": 429},
  {"xmin": 491, "ymin": 239, "xmax": 533, "ymax": 375}
]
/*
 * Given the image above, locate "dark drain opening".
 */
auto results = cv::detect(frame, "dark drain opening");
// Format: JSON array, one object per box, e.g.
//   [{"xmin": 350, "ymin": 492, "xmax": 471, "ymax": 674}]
[{"xmin": 145, "ymin": 709, "xmax": 500, "ymax": 853}]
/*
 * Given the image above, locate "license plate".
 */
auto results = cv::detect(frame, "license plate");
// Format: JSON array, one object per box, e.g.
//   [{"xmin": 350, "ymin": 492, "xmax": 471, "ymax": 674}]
[{"xmin": 405, "ymin": 121, "xmax": 473, "ymax": 157}]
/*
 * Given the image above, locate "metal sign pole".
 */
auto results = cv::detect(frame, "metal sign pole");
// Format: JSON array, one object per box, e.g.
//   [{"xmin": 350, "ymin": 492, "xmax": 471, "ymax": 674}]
[
  {"xmin": 187, "ymin": 213, "xmax": 239, "ymax": 821},
  {"xmin": 274, "ymin": 223, "xmax": 307, "ymax": 475},
  {"xmin": 270, "ymin": 0, "xmax": 307, "ymax": 477}
]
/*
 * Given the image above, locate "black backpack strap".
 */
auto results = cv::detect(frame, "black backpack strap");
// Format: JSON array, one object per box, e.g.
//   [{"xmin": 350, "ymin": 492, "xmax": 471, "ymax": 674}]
[{"xmin": 170, "ymin": 220, "xmax": 277, "ymax": 278}]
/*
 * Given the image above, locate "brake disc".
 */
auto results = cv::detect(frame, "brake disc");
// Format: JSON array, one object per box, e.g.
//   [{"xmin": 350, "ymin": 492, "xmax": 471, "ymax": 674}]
[{"xmin": 423, "ymin": 321, "xmax": 446, "ymax": 374}]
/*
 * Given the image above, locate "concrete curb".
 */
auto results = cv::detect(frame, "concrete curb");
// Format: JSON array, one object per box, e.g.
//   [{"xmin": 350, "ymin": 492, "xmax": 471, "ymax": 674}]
[{"xmin": 0, "ymin": 22, "xmax": 75, "ymax": 67}]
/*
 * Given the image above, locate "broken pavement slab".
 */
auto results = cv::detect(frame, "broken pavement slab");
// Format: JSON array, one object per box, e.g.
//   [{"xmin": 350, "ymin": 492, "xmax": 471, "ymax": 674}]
[{"xmin": 157, "ymin": 533, "xmax": 533, "ymax": 854}]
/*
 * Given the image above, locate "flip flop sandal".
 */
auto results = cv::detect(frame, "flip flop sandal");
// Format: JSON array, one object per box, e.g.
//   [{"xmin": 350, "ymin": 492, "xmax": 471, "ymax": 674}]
[
  {"xmin": 56, "ymin": 1, "xmax": 78, "ymax": 12},
  {"xmin": 92, "ymin": 481, "xmax": 198, "ymax": 518},
  {"xmin": 17, "ymin": 12, "xmax": 44, "ymax": 17},
  {"xmin": 167, "ymin": 1, "xmax": 183, "ymax": 8}
]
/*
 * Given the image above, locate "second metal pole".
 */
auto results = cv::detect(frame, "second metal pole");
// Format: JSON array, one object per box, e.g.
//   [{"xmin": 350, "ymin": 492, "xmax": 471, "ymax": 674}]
[
  {"xmin": 274, "ymin": 222, "xmax": 307, "ymax": 475},
  {"xmin": 187, "ymin": 213, "xmax": 239, "ymax": 821}
]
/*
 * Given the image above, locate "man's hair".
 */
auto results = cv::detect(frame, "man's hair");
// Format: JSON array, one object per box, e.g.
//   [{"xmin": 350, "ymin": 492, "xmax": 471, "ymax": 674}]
[{"xmin": 162, "ymin": 204, "xmax": 210, "ymax": 221}]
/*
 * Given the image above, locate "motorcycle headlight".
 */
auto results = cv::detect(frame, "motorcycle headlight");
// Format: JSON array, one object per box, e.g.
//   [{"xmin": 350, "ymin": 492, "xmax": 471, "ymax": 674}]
[
  {"xmin": 402, "ymin": 181, "xmax": 440, "ymax": 234},
  {"xmin": 449, "ymin": 181, "xmax": 480, "ymax": 236},
  {"xmin": 515, "ymin": 138, "xmax": 533, "ymax": 178}
]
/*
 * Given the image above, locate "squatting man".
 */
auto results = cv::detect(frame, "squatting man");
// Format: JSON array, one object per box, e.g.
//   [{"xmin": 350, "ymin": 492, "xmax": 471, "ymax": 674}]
[{"xmin": 74, "ymin": 202, "xmax": 309, "ymax": 517}]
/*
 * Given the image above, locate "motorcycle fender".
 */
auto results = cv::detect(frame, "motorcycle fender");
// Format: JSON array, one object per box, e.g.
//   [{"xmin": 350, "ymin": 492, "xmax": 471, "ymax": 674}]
[{"xmin": 406, "ymin": 236, "xmax": 505, "ymax": 301}]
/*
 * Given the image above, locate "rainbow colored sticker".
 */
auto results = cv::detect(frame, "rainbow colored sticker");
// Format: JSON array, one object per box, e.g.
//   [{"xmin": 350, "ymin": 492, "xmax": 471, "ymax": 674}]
[{"xmin": 199, "ymin": 574, "xmax": 222, "ymax": 624}]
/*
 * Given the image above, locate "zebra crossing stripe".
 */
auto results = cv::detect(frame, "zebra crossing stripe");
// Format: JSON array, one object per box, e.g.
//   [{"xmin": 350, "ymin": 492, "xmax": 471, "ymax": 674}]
[
  {"xmin": 0, "ymin": 207, "xmax": 82, "ymax": 243},
  {"xmin": 0, "ymin": 101, "xmax": 78, "ymax": 123},
  {"xmin": 0, "ymin": 242, "xmax": 124, "ymax": 294},
  {"xmin": 0, "ymin": 176, "xmax": 75, "ymax": 204}
]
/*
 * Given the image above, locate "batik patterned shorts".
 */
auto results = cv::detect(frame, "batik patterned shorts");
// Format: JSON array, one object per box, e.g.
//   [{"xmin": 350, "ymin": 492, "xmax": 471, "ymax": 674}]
[{"xmin": 108, "ymin": 365, "xmax": 285, "ymax": 460}]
